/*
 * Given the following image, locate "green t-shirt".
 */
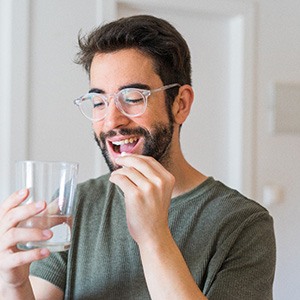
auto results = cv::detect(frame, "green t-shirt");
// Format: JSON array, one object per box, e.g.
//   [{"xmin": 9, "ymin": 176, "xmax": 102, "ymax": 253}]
[{"xmin": 30, "ymin": 176, "xmax": 276, "ymax": 299}]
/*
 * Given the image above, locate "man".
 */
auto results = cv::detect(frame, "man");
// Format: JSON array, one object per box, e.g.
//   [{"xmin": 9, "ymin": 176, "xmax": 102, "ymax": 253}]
[{"xmin": 0, "ymin": 15, "xmax": 275, "ymax": 299}]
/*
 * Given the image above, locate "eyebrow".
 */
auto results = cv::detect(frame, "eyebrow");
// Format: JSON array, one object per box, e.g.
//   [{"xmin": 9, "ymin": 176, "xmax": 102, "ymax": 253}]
[{"xmin": 88, "ymin": 83, "xmax": 151, "ymax": 94}]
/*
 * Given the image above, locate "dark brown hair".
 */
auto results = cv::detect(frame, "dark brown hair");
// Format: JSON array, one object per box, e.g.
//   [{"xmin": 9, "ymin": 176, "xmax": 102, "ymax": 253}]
[{"xmin": 75, "ymin": 15, "xmax": 192, "ymax": 107}]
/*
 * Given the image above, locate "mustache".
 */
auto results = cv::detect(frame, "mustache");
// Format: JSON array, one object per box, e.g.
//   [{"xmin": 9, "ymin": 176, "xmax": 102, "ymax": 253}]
[{"xmin": 99, "ymin": 127, "xmax": 150, "ymax": 140}]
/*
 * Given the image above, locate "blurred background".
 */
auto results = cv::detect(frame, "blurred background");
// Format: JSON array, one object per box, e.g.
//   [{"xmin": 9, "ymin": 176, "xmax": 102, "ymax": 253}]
[{"xmin": 0, "ymin": 0, "xmax": 299, "ymax": 298}]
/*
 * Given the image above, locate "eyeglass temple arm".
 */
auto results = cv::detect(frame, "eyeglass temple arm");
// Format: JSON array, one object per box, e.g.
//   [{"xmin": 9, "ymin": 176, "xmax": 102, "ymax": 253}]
[{"xmin": 150, "ymin": 83, "xmax": 181, "ymax": 93}]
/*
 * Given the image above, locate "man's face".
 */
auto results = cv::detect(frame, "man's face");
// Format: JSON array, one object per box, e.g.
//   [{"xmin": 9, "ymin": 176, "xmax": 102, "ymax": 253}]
[{"xmin": 90, "ymin": 49, "xmax": 175, "ymax": 171}]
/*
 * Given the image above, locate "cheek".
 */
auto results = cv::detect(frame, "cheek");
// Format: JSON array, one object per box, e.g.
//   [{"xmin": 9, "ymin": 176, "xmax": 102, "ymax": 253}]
[
  {"xmin": 92, "ymin": 122, "xmax": 102, "ymax": 135},
  {"xmin": 144, "ymin": 102, "xmax": 170, "ymax": 123}
]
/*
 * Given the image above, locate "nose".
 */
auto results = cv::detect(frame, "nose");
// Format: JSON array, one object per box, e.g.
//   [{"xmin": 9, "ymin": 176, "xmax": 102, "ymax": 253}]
[{"xmin": 103, "ymin": 97, "xmax": 130, "ymax": 130}]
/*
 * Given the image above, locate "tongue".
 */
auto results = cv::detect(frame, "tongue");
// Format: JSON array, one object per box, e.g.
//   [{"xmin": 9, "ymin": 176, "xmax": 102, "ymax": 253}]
[{"xmin": 119, "ymin": 142, "xmax": 137, "ymax": 153}]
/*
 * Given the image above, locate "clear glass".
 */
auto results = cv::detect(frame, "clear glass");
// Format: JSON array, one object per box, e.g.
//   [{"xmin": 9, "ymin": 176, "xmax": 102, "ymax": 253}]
[
  {"xmin": 74, "ymin": 83, "xmax": 180, "ymax": 122},
  {"xmin": 16, "ymin": 161, "xmax": 79, "ymax": 252}
]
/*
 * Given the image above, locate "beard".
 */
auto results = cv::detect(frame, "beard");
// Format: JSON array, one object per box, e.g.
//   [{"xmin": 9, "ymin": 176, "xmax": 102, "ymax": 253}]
[{"xmin": 94, "ymin": 121, "xmax": 174, "ymax": 172}]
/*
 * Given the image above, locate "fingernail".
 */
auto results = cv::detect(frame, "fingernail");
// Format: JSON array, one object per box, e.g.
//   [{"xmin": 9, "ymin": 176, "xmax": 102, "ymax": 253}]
[
  {"xmin": 42, "ymin": 229, "xmax": 52, "ymax": 238},
  {"xmin": 40, "ymin": 248, "xmax": 50, "ymax": 257},
  {"xmin": 35, "ymin": 201, "xmax": 45, "ymax": 209},
  {"xmin": 18, "ymin": 189, "xmax": 27, "ymax": 197}
]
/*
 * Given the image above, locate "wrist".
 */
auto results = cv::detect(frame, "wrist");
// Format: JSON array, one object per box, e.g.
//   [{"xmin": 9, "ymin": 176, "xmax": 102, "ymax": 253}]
[
  {"xmin": 0, "ymin": 279, "xmax": 35, "ymax": 300},
  {"xmin": 138, "ymin": 228, "xmax": 175, "ymax": 256}
]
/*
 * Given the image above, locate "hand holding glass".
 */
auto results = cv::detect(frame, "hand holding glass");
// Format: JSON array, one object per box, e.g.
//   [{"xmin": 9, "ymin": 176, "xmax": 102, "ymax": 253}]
[{"xmin": 16, "ymin": 161, "xmax": 79, "ymax": 252}]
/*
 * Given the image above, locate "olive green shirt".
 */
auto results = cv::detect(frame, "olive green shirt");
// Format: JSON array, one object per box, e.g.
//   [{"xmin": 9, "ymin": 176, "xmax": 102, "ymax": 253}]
[{"xmin": 30, "ymin": 175, "xmax": 276, "ymax": 299}]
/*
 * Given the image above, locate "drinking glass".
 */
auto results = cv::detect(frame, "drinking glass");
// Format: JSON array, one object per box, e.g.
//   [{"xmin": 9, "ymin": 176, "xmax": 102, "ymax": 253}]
[{"xmin": 16, "ymin": 160, "xmax": 79, "ymax": 252}]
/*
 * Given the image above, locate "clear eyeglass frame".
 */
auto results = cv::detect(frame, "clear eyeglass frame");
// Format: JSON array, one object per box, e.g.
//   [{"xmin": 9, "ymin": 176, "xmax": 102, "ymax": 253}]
[{"xmin": 73, "ymin": 83, "xmax": 180, "ymax": 122}]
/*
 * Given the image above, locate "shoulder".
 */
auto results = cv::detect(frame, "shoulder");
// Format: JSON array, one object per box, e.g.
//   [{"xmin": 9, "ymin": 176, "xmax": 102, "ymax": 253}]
[
  {"xmin": 211, "ymin": 179, "xmax": 270, "ymax": 218},
  {"xmin": 203, "ymin": 179, "xmax": 274, "ymax": 241},
  {"xmin": 198, "ymin": 177, "xmax": 269, "ymax": 214},
  {"xmin": 179, "ymin": 177, "xmax": 268, "ymax": 213},
  {"xmin": 177, "ymin": 177, "xmax": 273, "ymax": 233}
]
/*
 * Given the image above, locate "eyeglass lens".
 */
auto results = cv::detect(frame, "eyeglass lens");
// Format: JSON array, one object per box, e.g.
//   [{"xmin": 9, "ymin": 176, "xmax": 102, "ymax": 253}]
[{"xmin": 80, "ymin": 89, "xmax": 147, "ymax": 121}]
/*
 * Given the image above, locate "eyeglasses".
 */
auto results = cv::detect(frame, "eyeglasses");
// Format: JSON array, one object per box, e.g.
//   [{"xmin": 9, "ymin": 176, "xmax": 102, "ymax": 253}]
[{"xmin": 73, "ymin": 83, "xmax": 180, "ymax": 122}]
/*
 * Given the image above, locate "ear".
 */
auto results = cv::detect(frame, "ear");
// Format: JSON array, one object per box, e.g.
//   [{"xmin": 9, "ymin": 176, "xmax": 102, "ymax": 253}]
[{"xmin": 172, "ymin": 85, "xmax": 194, "ymax": 125}]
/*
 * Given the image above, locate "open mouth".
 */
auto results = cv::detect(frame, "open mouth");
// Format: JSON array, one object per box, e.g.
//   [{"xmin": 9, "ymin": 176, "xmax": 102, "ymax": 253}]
[{"xmin": 110, "ymin": 137, "xmax": 139, "ymax": 154}]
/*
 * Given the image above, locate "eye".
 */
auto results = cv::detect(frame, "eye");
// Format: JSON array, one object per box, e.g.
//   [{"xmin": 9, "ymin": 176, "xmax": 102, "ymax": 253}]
[
  {"xmin": 122, "ymin": 90, "xmax": 144, "ymax": 105},
  {"xmin": 124, "ymin": 97, "xmax": 143, "ymax": 104},
  {"xmin": 91, "ymin": 95, "xmax": 106, "ymax": 109},
  {"xmin": 93, "ymin": 102, "xmax": 105, "ymax": 108}
]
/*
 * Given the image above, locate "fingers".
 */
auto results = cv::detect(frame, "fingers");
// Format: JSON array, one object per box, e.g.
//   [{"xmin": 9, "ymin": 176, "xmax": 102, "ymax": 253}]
[
  {"xmin": 115, "ymin": 154, "xmax": 168, "ymax": 177},
  {"xmin": 0, "ymin": 199, "xmax": 46, "ymax": 234},
  {"xmin": 0, "ymin": 191, "xmax": 52, "ymax": 284},
  {"xmin": 0, "ymin": 190, "xmax": 51, "ymax": 250},
  {"xmin": 110, "ymin": 154, "xmax": 175, "ymax": 196},
  {"xmin": 109, "ymin": 154, "xmax": 175, "ymax": 207},
  {"xmin": 109, "ymin": 154, "xmax": 174, "ymax": 245},
  {"xmin": 110, "ymin": 165, "xmax": 146, "ymax": 190},
  {"xmin": 0, "ymin": 248, "xmax": 50, "ymax": 271},
  {"xmin": 0, "ymin": 189, "xmax": 29, "ymax": 218},
  {"xmin": 0, "ymin": 227, "xmax": 52, "ymax": 251}
]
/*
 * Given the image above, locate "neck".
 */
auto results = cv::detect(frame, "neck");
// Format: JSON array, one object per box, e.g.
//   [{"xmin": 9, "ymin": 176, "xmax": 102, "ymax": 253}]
[{"xmin": 162, "ymin": 146, "xmax": 207, "ymax": 198}]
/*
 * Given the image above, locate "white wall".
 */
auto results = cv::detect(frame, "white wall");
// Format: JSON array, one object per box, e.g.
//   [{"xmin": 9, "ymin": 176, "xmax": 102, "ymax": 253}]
[
  {"xmin": 0, "ymin": 0, "xmax": 300, "ymax": 299},
  {"xmin": 25, "ymin": 0, "xmax": 102, "ymax": 179},
  {"xmin": 255, "ymin": 1, "xmax": 300, "ymax": 298},
  {"xmin": 0, "ymin": 0, "xmax": 106, "ymax": 200}
]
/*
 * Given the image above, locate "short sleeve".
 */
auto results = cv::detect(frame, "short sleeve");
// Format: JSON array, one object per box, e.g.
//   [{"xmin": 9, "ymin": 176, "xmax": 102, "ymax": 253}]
[
  {"xmin": 206, "ymin": 211, "xmax": 276, "ymax": 300},
  {"xmin": 30, "ymin": 250, "xmax": 68, "ymax": 291}
]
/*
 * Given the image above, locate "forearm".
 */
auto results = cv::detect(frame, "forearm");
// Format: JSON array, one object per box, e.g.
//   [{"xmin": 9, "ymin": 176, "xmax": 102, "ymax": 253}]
[
  {"xmin": 139, "ymin": 231, "xmax": 207, "ymax": 300},
  {"xmin": 0, "ymin": 279, "xmax": 35, "ymax": 300}
]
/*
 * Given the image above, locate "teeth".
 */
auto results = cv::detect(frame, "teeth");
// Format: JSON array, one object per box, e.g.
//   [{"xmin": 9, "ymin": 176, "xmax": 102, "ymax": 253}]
[{"xmin": 112, "ymin": 137, "xmax": 138, "ymax": 146}]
